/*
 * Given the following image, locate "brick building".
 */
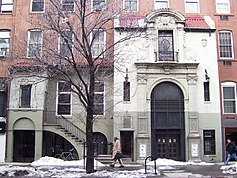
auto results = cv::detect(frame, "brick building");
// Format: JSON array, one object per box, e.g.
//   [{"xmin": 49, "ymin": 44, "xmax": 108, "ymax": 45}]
[{"xmin": 0, "ymin": 0, "xmax": 236, "ymax": 163}]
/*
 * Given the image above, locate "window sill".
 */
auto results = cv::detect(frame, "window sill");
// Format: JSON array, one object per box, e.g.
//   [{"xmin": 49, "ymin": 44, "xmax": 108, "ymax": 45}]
[
  {"xmin": 93, "ymin": 115, "xmax": 106, "ymax": 119},
  {"xmin": 203, "ymin": 155, "xmax": 216, "ymax": 157},
  {"xmin": 214, "ymin": 13, "xmax": 234, "ymax": 16},
  {"xmin": 30, "ymin": 11, "xmax": 45, "ymax": 14},
  {"xmin": 9, "ymin": 108, "xmax": 43, "ymax": 112},
  {"xmin": 0, "ymin": 12, "xmax": 13, "ymax": 15},
  {"xmin": 56, "ymin": 115, "xmax": 72, "ymax": 118}
]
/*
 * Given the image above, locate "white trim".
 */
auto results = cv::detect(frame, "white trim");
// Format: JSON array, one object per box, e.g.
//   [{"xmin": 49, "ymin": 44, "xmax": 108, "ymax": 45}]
[
  {"xmin": 221, "ymin": 82, "xmax": 237, "ymax": 114},
  {"xmin": 91, "ymin": 0, "xmax": 106, "ymax": 11},
  {"xmin": 154, "ymin": 0, "xmax": 169, "ymax": 10},
  {"xmin": 94, "ymin": 81, "xmax": 105, "ymax": 116},
  {"xmin": 56, "ymin": 81, "xmax": 72, "ymax": 117},
  {"xmin": 27, "ymin": 29, "xmax": 43, "ymax": 58},
  {"xmin": 124, "ymin": 0, "xmax": 139, "ymax": 12},
  {"xmin": 19, "ymin": 84, "xmax": 32, "ymax": 108},
  {"xmin": 61, "ymin": 0, "xmax": 75, "ymax": 12},
  {"xmin": 30, "ymin": 0, "xmax": 45, "ymax": 13},
  {"xmin": 218, "ymin": 30, "xmax": 234, "ymax": 59},
  {"xmin": 58, "ymin": 29, "xmax": 74, "ymax": 57},
  {"xmin": 216, "ymin": 0, "xmax": 230, "ymax": 14},
  {"xmin": 185, "ymin": 0, "xmax": 200, "ymax": 13},
  {"xmin": 0, "ymin": 0, "xmax": 13, "ymax": 12},
  {"xmin": 91, "ymin": 29, "xmax": 106, "ymax": 58}
]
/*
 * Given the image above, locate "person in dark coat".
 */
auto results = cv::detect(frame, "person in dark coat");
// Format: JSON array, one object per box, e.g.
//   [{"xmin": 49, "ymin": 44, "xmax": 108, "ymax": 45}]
[{"xmin": 225, "ymin": 138, "xmax": 237, "ymax": 165}]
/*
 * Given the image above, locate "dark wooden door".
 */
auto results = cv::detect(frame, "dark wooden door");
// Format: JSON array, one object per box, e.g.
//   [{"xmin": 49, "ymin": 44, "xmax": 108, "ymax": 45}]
[
  {"xmin": 120, "ymin": 131, "xmax": 133, "ymax": 159},
  {"xmin": 157, "ymin": 132, "xmax": 180, "ymax": 160},
  {"xmin": 13, "ymin": 130, "xmax": 35, "ymax": 162}
]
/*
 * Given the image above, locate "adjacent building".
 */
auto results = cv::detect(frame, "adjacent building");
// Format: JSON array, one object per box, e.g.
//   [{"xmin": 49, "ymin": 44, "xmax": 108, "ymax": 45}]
[
  {"xmin": 114, "ymin": 10, "xmax": 222, "ymax": 162},
  {"xmin": 0, "ymin": 0, "xmax": 237, "ymax": 163}
]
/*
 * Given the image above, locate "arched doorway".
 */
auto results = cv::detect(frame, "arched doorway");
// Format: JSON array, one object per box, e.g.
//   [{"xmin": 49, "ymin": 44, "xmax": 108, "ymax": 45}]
[
  {"xmin": 13, "ymin": 118, "xmax": 35, "ymax": 162},
  {"xmin": 93, "ymin": 132, "xmax": 108, "ymax": 155},
  {"xmin": 42, "ymin": 131, "xmax": 78, "ymax": 158},
  {"xmin": 151, "ymin": 82, "xmax": 185, "ymax": 161}
]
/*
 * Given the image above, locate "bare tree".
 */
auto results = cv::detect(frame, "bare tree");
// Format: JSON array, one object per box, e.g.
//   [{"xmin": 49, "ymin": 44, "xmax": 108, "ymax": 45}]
[{"xmin": 12, "ymin": 0, "xmax": 146, "ymax": 173}]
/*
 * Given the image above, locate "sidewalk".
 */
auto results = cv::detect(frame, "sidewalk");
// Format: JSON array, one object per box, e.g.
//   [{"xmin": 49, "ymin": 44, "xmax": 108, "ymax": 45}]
[
  {"xmin": 0, "ymin": 160, "xmax": 234, "ymax": 177},
  {"xmin": 98, "ymin": 162, "xmax": 230, "ymax": 177}
]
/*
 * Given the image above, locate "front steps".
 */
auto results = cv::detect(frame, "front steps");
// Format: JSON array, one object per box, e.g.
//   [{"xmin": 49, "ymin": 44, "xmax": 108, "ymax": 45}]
[{"xmin": 95, "ymin": 154, "xmax": 139, "ymax": 165}]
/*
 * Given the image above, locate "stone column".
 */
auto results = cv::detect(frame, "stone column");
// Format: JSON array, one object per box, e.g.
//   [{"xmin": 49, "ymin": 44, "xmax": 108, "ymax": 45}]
[
  {"xmin": 187, "ymin": 74, "xmax": 201, "ymax": 162},
  {"xmin": 35, "ymin": 130, "xmax": 43, "ymax": 160},
  {"xmin": 136, "ymin": 73, "xmax": 150, "ymax": 161},
  {"xmin": 5, "ymin": 130, "xmax": 13, "ymax": 162}
]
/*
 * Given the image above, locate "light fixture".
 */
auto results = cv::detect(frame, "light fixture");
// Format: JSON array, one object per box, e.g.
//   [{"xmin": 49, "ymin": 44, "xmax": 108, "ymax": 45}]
[
  {"xmin": 201, "ymin": 39, "xmax": 207, "ymax": 47},
  {"xmin": 205, "ymin": 69, "xmax": 210, "ymax": 81}
]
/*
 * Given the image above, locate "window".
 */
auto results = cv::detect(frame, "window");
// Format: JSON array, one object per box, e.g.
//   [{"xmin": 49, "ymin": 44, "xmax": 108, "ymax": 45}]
[
  {"xmin": 0, "ymin": 30, "xmax": 10, "ymax": 58},
  {"xmin": 94, "ymin": 81, "xmax": 104, "ymax": 115},
  {"xmin": 222, "ymin": 82, "xmax": 236, "ymax": 114},
  {"xmin": 31, "ymin": 0, "xmax": 44, "ymax": 12},
  {"xmin": 123, "ymin": 81, "xmax": 130, "ymax": 101},
  {"xmin": 27, "ymin": 30, "xmax": 42, "ymax": 58},
  {"xmin": 57, "ymin": 81, "xmax": 71, "ymax": 115},
  {"xmin": 124, "ymin": 0, "xmax": 138, "ymax": 12},
  {"xmin": 219, "ymin": 31, "xmax": 233, "ymax": 58},
  {"xmin": 216, "ymin": 0, "xmax": 230, "ymax": 14},
  {"xmin": 59, "ymin": 30, "xmax": 73, "ymax": 57},
  {"xmin": 0, "ymin": 0, "xmax": 13, "ymax": 13},
  {"xmin": 185, "ymin": 0, "xmax": 199, "ymax": 13},
  {"xmin": 61, "ymin": 0, "xmax": 74, "ymax": 11},
  {"xmin": 92, "ymin": 29, "xmax": 105, "ymax": 58},
  {"xmin": 0, "ymin": 91, "xmax": 6, "ymax": 116},
  {"xmin": 20, "ymin": 85, "xmax": 32, "ymax": 108},
  {"xmin": 155, "ymin": 0, "xmax": 169, "ymax": 9},
  {"xmin": 92, "ymin": 0, "xmax": 106, "ymax": 11},
  {"xmin": 203, "ymin": 130, "xmax": 216, "ymax": 155},
  {"xmin": 204, "ymin": 82, "xmax": 210, "ymax": 101},
  {"xmin": 158, "ymin": 30, "xmax": 174, "ymax": 61}
]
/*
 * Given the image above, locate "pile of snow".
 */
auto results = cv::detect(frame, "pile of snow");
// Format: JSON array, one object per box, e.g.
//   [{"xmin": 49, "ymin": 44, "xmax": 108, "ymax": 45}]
[
  {"xmin": 147, "ymin": 158, "xmax": 214, "ymax": 166},
  {"xmin": 221, "ymin": 163, "xmax": 237, "ymax": 174},
  {"xmin": 0, "ymin": 157, "xmax": 234, "ymax": 177},
  {"xmin": 31, "ymin": 156, "xmax": 104, "ymax": 167}
]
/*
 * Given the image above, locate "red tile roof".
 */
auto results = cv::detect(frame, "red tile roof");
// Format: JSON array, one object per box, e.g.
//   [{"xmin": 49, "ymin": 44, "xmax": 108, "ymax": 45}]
[
  {"xmin": 119, "ymin": 16, "xmax": 146, "ymax": 28},
  {"xmin": 117, "ymin": 15, "xmax": 211, "ymax": 29},
  {"xmin": 185, "ymin": 16, "xmax": 210, "ymax": 29}
]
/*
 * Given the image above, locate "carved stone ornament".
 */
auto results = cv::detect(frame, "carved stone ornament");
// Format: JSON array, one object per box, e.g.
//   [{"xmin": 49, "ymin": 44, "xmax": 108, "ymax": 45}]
[
  {"xmin": 138, "ymin": 118, "xmax": 147, "ymax": 133},
  {"xmin": 137, "ymin": 74, "xmax": 147, "ymax": 84},
  {"xmin": 155, "ymin": 16, "xmax": 176, "ymax": 28},
  {"xmin": 187, "ymin": 75, "xmax": 198, "ymax": 85},
  {"xmin": 190, "ymin": 118, "xmax": 198, "ymax": 132}
]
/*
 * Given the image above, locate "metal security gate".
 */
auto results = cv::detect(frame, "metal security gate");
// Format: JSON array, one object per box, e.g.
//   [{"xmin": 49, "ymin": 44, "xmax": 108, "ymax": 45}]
[{"xmin": 151, "ymin": 82, "xmax": 185, "ymax": 161}]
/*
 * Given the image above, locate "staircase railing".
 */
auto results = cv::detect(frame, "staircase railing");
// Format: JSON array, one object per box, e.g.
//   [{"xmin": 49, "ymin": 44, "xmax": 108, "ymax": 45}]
[
  {"xmin": 43, "ymin": 111, "xmax": 85, "ymax": 141},
  {"xmin": 56, "ymin": 116, "xmax": 86, "ymax": 140}
]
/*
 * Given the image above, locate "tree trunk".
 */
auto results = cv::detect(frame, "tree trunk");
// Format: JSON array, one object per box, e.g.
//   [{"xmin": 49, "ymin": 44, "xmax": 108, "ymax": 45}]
[
  {"xmin": 86, "ymin": 108, "xmax": 94, "ymax": 173},
  {"xmin": 86, "ymin": 66, "xmax": 95, "ymax": 173}
]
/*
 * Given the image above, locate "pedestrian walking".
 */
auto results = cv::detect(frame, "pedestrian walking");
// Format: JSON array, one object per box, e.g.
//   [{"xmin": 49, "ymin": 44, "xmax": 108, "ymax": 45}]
[
  {"xmin": 110, "ymin": 137, "xmax": 124, "ymax": 168},
  {"xmin": 225, "ymin": 138, "xmax": 237, "ymax": 165}
]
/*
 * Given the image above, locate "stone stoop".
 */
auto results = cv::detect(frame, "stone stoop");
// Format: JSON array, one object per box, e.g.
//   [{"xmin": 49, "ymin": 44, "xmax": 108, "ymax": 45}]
[{"xmin": 95, "ymin": 154, "xmax": 139, "ymax": 165}]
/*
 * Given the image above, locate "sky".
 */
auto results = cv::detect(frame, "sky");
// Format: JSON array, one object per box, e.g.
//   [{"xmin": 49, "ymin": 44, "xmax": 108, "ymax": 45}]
[{"xmin": 0, "ymin": 156, "xmax": 236, "ymax": 177}]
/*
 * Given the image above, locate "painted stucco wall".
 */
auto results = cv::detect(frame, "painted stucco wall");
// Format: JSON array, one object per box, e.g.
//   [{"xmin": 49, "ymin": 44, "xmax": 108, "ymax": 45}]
[{"xmin": 113, "ymin": 13, "xmax": 222, "ymax": 162}]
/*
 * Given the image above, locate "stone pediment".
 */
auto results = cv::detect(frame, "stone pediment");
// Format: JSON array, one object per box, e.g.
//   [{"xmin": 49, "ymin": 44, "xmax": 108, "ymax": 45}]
[
  {"xmin": 146, "ymin": 9, "xmax": 185, "ymax": 24},
  {"xmin": 135, "ymin": 62, "xmax": 199, "ymax": 75}
]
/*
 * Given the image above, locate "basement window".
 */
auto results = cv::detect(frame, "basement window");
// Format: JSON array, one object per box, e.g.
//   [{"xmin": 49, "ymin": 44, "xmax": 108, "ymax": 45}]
[{"xmin": 203, "ymin": 130, "xmax": 216, "ymax": 155}]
